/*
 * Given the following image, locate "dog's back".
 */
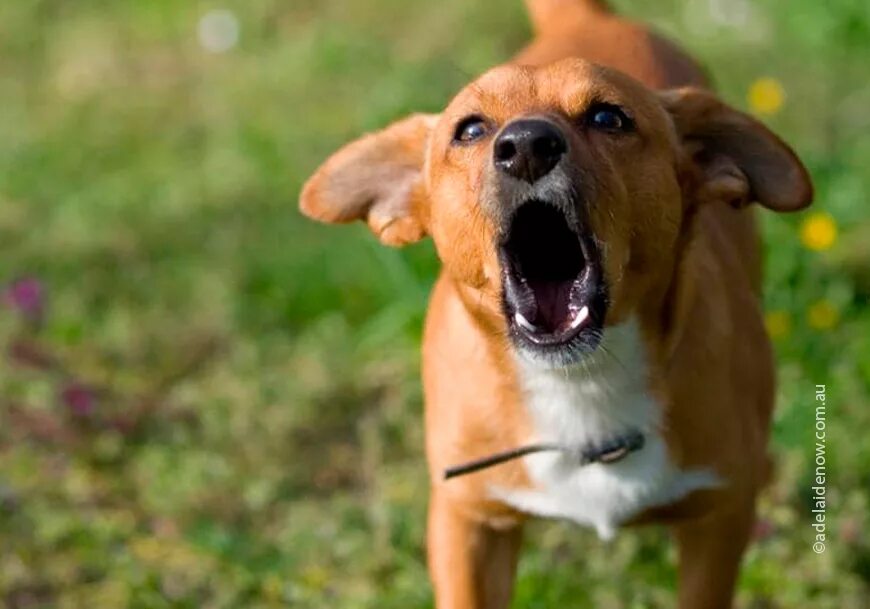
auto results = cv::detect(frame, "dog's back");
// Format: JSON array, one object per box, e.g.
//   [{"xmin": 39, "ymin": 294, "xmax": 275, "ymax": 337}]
[{"xmin": 519, "ymin": 0, "xmax": 707, "ymax": 88}]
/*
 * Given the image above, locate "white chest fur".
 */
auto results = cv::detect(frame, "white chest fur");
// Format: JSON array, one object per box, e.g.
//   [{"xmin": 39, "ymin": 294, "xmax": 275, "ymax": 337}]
[{"xmin": 491, "ymin": 320, "xmax": 719, "ymax": 540}]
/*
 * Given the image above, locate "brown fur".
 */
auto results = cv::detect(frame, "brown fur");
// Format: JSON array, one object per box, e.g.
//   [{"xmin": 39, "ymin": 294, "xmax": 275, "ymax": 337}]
[{"xmin": 299, "ymin": 1, "xmax": 812, "ymax": 607}]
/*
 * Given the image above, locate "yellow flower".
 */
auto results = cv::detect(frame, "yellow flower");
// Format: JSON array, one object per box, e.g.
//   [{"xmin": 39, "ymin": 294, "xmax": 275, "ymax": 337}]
[
  {"xmin": 765, "ymin": 310, "xmax": 791, "ymax": 339},
  {"xmin": 807, "ymin": 300, "xmax": 839, "ymax": 330},
  {"xmin": 800, "ymin": 212, "xmax": 838, "ymax": 251},
  {"xmin": 748, "ymin": 77, "xmax": 785, "ymax": 115}
]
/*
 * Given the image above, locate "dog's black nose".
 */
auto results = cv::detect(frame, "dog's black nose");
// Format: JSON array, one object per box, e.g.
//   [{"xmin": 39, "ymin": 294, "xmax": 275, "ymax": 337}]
[{"xmin": 493, "ymin": 119, "xmax": 566, "ymax": 184}]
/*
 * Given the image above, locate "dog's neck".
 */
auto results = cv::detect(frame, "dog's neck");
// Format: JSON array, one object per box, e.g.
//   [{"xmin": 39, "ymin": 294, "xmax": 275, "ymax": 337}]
[
  {"xmin": 515, "ymin": 318, "xmax": 661, "ymax": 444},
  {"xmin": 491, "ymin": 317, "xmax": 718, "ymax": 539}
]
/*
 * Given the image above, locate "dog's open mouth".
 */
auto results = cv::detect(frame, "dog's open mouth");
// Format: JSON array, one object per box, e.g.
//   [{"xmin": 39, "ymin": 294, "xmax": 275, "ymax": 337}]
[{"xmin": 498, "ymin": 200, "xmax": 606, "ymax": 353}]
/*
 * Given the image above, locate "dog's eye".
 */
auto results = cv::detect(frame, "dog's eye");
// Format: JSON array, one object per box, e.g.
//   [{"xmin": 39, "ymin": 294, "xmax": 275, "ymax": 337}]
[
  {"xmin": 586, "ymin": 104, "xmax": 633, "ymax": 132},
  {"xmin": 454, "ymin": 116, "xmax": 489, "ymax": 143}
]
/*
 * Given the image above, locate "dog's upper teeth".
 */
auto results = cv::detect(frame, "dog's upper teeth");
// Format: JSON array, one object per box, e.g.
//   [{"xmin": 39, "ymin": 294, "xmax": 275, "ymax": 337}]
[
  {"xmin": 568, "ymin": 305, "xmax": 589, "ymax": 330},
  {"xmin": 515, "ymin": 312, "xmax": 540, "ymax": 333}
]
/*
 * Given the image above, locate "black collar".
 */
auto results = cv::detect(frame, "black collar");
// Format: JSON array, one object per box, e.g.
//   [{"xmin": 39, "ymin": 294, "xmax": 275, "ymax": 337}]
[{"xmin": 443, "ymin": 430, "xmax": 645, "ymax": 480}]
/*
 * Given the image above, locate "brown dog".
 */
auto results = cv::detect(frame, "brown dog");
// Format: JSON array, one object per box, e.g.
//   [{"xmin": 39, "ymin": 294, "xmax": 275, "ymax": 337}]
[{"xmin": 300, "ymin": 1, "xmax": 812, "ymax": 607}]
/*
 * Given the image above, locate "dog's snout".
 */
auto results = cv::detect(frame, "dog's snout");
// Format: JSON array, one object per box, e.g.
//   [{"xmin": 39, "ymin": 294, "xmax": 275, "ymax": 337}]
[{"xmin": 493, "ymin": 119, "xmax": 566, "ymax": 184}]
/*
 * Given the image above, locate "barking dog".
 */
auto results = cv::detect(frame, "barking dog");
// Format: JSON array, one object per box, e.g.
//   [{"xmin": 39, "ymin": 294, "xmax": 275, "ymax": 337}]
[{"xmin": 300, "ymin": 1, "xmax": 812, "ymax": 607}]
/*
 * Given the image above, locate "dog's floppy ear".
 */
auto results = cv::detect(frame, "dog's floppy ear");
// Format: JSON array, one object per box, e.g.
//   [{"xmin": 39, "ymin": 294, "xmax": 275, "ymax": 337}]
[
  {"xmin": 660, "ymin": 87, "xmax": 812, "ymax": 212},
  {"xmin": 299, "ymin": 113, "xmax": 438, "ymax": 247}
]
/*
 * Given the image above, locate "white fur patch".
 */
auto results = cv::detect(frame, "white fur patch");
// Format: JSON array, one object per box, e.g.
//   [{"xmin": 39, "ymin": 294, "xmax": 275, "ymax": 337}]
[{"xmin": 491, "ymin": 319, "xmax": 719, "ymax": 540}]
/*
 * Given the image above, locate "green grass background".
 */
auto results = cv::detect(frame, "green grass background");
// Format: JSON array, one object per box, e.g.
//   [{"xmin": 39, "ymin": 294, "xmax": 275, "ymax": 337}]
[{"xmin": 0, "ymin": 0, "xmax": 868, "ymax": 607}]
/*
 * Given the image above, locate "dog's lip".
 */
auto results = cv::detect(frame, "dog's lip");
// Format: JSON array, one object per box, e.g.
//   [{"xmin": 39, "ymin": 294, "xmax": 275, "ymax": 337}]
[
  {"xmin": 497, "ymin": 199, "xmax": 604, "ymax": 349},
  {"xmin": 501, "ymin": 252, "xmax": 600, "ymax": 345}
]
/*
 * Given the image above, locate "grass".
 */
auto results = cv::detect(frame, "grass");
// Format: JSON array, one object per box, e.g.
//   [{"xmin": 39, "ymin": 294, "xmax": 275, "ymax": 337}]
[{"xmin": 0, "ymin": 0, "xmax": 868, "ymax": 607}]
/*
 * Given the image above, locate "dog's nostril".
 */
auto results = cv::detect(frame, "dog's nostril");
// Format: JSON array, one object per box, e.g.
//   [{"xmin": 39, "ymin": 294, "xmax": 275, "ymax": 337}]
[
  {"xmin": 495, "ymin": 140, "xmax": 517, "ymax": 162},
  {"xmin": 532, "ymin": 134, "xmax": 565, "ymax": 160}
]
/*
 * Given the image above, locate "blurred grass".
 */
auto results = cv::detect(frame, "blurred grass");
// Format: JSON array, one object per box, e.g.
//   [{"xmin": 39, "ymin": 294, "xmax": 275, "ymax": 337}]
[{"xmin": 0, "ymin": 0, "xmax": 868, "ymax": 607}]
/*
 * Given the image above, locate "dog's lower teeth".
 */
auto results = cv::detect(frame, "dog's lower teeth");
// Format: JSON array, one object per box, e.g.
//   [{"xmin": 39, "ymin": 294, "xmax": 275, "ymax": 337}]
[
  {"xmin": 515, "ymin": 312, "xmax": 540, "ymax": 333},
  {"xmin": 568, "ymin": 305, "xmax": 589, "ymax": 330},
  {"xmin": 516, "ymin": 306, "xmax": 589, "ymax": 335}
]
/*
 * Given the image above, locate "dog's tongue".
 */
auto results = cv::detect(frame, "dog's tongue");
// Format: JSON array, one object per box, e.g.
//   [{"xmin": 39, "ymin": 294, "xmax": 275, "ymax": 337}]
[{"xmin": 528, "ymin": 278, "xmax": 573, "ymax": 332}]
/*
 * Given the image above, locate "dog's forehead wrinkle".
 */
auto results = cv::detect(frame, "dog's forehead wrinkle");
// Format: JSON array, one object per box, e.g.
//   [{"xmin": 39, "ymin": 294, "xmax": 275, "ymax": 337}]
[
  {"xmin": 539, "ymin": 60, "xmax": 633, "ymax": 109},
  {"xmin": 558, "ymin": 81, "xmax": 608, "ymax": 113},
  {"xmin": 465, "ymin": 80, "xmax": 494, "ymax": 107},
  {"xmin": 460, "ymin": 65, "xmax": 542, "ymax": 115}
]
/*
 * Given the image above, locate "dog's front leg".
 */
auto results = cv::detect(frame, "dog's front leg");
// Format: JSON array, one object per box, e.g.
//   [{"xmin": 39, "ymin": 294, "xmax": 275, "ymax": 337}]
[
  {"xmin": 673, "ymin": 497, "xmax": 755, "ymax": 609},
  {"xmin": 427, "ymin": 490, "xmax": 523, "ymax": 609}
]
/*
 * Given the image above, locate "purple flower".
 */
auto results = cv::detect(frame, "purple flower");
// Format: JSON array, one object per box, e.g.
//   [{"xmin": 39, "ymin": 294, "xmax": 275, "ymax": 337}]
[
  {"xmin": 61, "ymin": 382, "xmax": 96, "ymax": 417},
  {"xmin": 3, "ymin": 277, "xmax": 45, "ymax": 322}
]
